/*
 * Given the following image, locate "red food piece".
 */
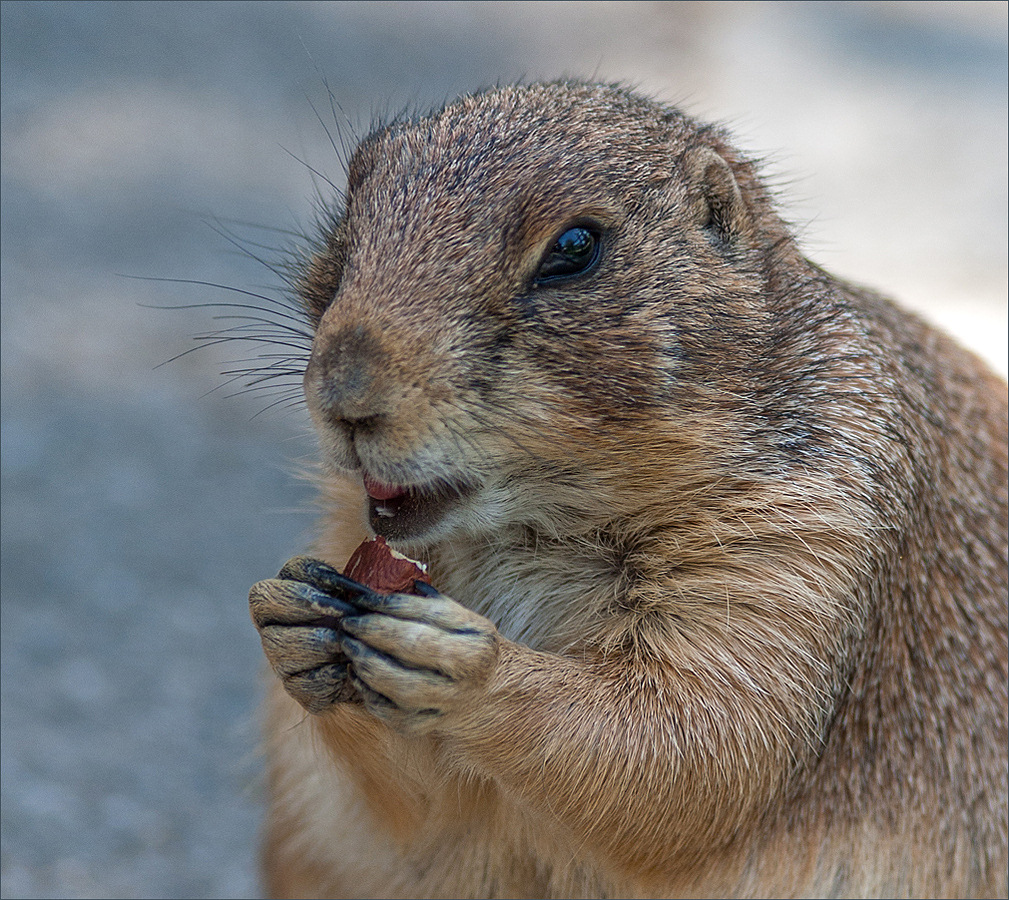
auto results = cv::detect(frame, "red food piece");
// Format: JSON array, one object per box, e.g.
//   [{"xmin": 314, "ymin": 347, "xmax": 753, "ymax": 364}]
[{"xmin": 344, "ymin": 536, "xmax": 431, "ymax": 594}]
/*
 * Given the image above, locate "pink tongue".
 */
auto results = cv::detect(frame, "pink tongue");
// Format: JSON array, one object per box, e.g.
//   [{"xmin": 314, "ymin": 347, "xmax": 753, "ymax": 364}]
[{"xmin": 363, "ymin": 475, "xmax": 407, "ymax": 501}]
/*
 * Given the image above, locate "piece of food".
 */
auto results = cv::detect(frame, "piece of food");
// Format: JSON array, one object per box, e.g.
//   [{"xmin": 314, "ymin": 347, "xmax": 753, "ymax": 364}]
[{"xmin": 344, "ymin": 536, "xmax": 431, "ymax": 594}]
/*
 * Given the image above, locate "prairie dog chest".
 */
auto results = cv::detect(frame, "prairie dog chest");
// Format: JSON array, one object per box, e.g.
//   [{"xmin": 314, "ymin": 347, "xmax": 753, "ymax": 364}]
[{"xmin": 429, "ymin": 532, "xmax": 623, "ymax": 650}]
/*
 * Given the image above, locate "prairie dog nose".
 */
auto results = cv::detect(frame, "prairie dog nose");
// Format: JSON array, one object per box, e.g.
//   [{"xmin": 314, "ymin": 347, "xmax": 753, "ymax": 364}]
[{"xmin": 305, "ymin": 324, "xmax": 392, "ymax": 429}]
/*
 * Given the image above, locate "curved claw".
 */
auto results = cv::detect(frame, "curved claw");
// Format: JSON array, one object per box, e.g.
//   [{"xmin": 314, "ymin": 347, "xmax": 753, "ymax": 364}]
[
  {"xmin": 277, "ymin": 555, "xmax": 381, "ymax": 610},
  {"xmin": 249, "ymin": 578, "xmax": 358, "ymax": 630}
]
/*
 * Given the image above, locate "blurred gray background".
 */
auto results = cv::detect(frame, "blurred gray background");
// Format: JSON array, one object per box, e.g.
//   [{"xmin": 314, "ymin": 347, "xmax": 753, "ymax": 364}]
[{"xmin": 1, "ymin": 2, "xmax": 1006, "ymax": 898}]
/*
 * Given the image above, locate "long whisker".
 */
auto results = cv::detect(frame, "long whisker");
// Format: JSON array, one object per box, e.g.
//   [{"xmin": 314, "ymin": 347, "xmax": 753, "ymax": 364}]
[
  {"xmin": 201, "ymin": 218, "xmax": 302, "ymax": 286},
  {"xmin": 159, "ymin": 331, "xmax": 307, "ymax": 369},
  {"xmin": 281, "ymin": 145, "xmax": 345, "ymax": 203},
  {"xmin": 135, "ymin": 276, "xmax": 305, "ymax": 319},
  {"xmin": 191, "ymin": 312, "xmax": 312, "ymax": 339},
  {"xmin": 222, "ymin": 382, "xmax": 305, "ymax": 402},
  {"xmin": 321, "ymin": 70, "xmax": 359, "ymax": 169},
  {"xmin": 249, "ymin": 396, "xmax": 310, "ymax": 420},
  {"xmin": 218, "ymin": 364, "xmax": 304, "ymax": 385}
]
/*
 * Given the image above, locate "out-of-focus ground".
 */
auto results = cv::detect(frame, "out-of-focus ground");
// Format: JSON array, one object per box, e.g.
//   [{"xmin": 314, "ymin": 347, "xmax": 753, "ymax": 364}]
[{"xmin": 1, "ymin": 2, "xmax": 1005, "ymax": 898}]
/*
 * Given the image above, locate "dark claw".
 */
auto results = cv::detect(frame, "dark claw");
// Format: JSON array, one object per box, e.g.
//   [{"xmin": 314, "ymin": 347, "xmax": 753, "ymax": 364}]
[
  {"xmin": 277, "ymin": 555, "xmax": 380, "ymax": 608},
  {"xmin": 293, "ymin": 579, "xmax": 359, "ymax": 617},
  {"xmin": 306, "ymin": 592, "xmax": 360, "ymax": 617},
  {"xmin": 285, "ymin": 662, "xmax": 360, "ymax": 711},
  {"xmin": 412, "ymin": 581, "xmax": 442, "ymax": 598},
  {"xmin": 341, "ymin": 633, "xmax": 397, "ymax": 670}
]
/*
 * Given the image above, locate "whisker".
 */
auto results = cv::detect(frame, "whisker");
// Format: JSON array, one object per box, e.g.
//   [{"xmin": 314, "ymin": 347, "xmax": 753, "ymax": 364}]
[
  {"xmin": 192, "ymin": 313, "xmax": 312, "ymax": 341},
  {"xmin": 193, "ymin": 214, "xmax": 309, "ymax": 243},
  {"xmin": 138, "ymin": 280, "xmax": 306, "ymax": 320},
  {"xmin": 200, "ymin": 368, "xmax": 304, "ymax": 400},
  {"xmin": 249, "ymin": 392, "xmax": 310, "ymax": 419},
  {"xmin": 222, "ymin": 381, "xmax": 305, "ymax": 401},
  {"xmin": 202, "ymin": 219, "xmax": 298, "ymax": 286},
  {"xmin": 218, "ymin": 362, "xmax": 305, "ymax": 377},
  {"xmin": 219, "ymin": 368, "xmax": 304, "ymax": 388},
  {"xmin": 321, "ymin": 70, "xmax": 359, "ymax": 168},
  {"xmin": 157, "ymin": 327, "xmax": 308, "ymax": 372},
  {"xmin": 450, "ymin": 396, "xmax": 551, "ymax": 465},
  {"xmin": 281, "ymin": 145, "xmax": 346, "ymax": 205},
  {"xmin": 135, "ymin": 279, "xmax": 309, "ymax": 331},
  {"xmin": 192, "ymin": 318, "xmax": 310, "ymax": 338},
  {"xmin": 217, "ymin": 349, "xmax": 305, "ymax": 362},
  {"xmin": 189, "ymin": 332, "xmax": 309, "ymax": 355},
  {"xmin": 218, "ymin": 361, "xmax": 305, "ymax": 382}
]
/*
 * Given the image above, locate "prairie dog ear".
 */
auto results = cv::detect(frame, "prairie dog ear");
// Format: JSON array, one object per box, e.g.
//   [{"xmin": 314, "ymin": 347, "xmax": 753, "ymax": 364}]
[{"xmin": 687, "ymin": 147, "xmax": 751, "ymax": 246}]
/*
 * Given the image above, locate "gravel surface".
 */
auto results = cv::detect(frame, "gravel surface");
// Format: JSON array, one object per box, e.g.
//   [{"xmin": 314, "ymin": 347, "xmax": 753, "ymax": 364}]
[{"xmin": 2, "ymin": 2, "xmax": 1005, "ymax": 898}]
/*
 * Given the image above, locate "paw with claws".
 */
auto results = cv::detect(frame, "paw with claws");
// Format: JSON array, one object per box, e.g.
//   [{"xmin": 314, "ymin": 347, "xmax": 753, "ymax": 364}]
[{"xmin": 249, "ymin": 555, "xmax": 500, "ymax": 731}]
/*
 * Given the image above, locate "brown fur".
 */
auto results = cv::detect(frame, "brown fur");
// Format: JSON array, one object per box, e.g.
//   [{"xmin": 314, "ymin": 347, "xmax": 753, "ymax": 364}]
[{"xmin": 251, "ymin": 81, "xmax": 1008, "ymax": 898}]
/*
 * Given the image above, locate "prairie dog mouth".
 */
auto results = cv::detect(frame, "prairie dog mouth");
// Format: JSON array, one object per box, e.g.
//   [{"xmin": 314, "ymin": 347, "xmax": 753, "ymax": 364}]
[{"xmin": 362, "ymin": 474, "xmax": 471, "ymax": 541}]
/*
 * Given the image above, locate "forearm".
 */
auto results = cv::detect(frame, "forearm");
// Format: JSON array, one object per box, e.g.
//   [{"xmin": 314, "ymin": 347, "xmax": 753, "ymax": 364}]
[{"xmin": 446, "ymin": 640, "xmax": 791, "ymax": 875}]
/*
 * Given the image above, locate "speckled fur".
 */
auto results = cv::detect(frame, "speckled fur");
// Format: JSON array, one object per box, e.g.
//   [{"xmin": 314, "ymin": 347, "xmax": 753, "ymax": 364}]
[{"xmin": 256, "ymin": 81, "xmax": 1007, "ymax": 898}]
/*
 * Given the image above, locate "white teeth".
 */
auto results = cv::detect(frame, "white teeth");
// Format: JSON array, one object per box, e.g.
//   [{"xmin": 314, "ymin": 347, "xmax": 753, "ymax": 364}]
[{"xmin": 375, "ymin": 504, "xmax": 396, "ymax": 518}]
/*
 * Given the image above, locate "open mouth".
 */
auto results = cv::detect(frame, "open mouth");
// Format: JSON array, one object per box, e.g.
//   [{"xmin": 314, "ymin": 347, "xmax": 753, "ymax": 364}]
[{"xmin": 363, "ymin": 474, "xmax": 470, "ymax": 541}]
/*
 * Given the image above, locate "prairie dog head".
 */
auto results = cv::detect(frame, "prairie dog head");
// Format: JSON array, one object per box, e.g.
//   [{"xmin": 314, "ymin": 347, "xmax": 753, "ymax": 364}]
[{"xmin": 299, "ymin": 81, "xmax": 795, "ymax": 547}]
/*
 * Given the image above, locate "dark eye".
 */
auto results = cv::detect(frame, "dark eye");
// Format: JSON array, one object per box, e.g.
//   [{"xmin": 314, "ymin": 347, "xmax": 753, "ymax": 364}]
[{"xmin": 535, "ymin": 226, "xmax": 601, "ymax": 284}]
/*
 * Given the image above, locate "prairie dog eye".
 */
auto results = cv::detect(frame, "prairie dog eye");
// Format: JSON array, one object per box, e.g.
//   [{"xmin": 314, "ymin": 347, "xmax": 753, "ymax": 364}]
[{"xmin": 535, "ymin": 225, "xmax": 601, "ymax": 284}]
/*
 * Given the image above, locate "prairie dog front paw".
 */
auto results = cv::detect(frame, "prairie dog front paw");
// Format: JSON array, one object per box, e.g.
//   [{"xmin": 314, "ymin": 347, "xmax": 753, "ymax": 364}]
[
  {"xmin": 340, "ymin": 582, "xmax": 500, "ymax": 733},
  {"xmin": 248, "ymin": 557, "xmax": 363, "ymax": 712}
]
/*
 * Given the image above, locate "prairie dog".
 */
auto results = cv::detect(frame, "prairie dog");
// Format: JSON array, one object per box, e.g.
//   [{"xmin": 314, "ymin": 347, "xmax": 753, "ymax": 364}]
[{"xmin": 248, "ymin": 81, "xmax": 1008, "ymax": 898}]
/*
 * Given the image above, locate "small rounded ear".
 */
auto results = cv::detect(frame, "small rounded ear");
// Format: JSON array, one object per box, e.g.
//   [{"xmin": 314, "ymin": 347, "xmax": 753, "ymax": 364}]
[{"xmin": 687, "ymin": 147, "xmax": 751, "ymax": 247}]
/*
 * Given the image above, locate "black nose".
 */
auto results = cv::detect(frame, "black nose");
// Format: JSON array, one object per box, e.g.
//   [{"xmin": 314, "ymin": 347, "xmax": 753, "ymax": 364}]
[{"xmin": 306, "ymin": 325, "xmax": 391, "ymax": 432}]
